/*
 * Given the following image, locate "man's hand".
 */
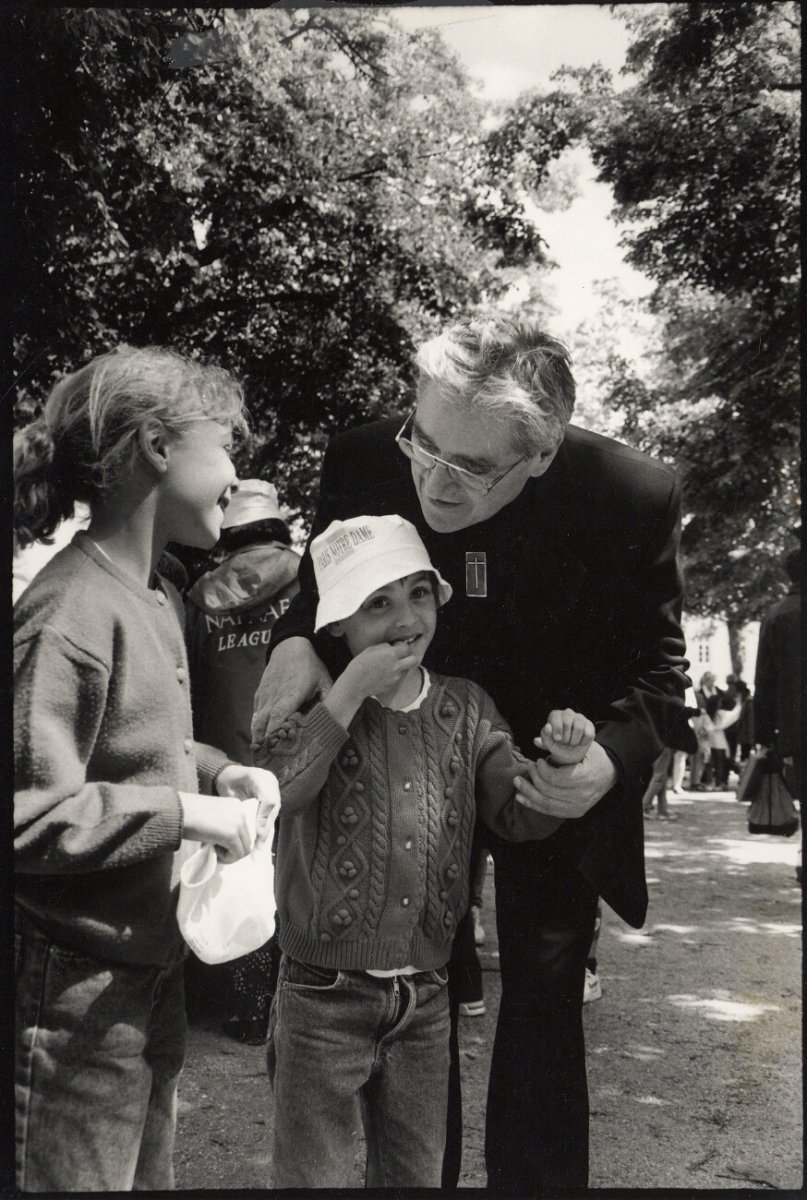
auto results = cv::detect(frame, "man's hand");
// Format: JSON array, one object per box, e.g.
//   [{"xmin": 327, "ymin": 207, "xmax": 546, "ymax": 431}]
[
  {"xmin": 216, "ymin": 764, "xmax": 281, "ymax": 843},
  {"xmin": 514, "ymin": 741, "xmax": 617, "ymax": 819},
  {"xmin": 251, "ymin": 638, "xmax": 333, "ymax": 750}
]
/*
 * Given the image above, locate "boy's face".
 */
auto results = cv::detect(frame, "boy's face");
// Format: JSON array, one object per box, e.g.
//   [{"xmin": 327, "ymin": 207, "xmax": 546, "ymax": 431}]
[{"xmin": 330, "ymin": 571, "xmax": 438, "ymax": 662}]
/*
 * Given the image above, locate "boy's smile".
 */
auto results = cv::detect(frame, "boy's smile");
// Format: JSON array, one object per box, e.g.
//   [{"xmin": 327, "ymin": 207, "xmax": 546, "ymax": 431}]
[{"xmin": 329, "ymin": 571, "xmax": 438, "ymax": 665}]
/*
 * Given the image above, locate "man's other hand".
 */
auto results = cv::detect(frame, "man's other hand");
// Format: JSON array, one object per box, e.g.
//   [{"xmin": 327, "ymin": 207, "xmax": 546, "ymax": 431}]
[
  {"xmin": 514, "ymin": 741, "xmax": 618, "ymax": 818},
  {"xmin": 251, "ymin": 637, "xmax": 333, "ymax": 751}
]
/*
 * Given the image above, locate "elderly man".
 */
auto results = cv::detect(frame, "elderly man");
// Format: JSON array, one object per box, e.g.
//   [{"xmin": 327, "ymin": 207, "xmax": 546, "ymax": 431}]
[{"xmin": 251, "ymin": 314, "xmax": 689, "ymax": 1190}]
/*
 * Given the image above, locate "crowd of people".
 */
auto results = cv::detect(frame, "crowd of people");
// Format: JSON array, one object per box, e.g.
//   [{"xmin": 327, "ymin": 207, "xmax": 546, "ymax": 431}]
[{"xmin": 12, "ymin": 315, "xmax": 796, "ymax": 1192}]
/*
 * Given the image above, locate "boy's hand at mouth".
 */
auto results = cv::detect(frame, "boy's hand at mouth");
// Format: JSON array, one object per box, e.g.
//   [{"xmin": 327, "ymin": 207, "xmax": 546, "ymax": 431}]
[{"xmin": 324, "ymin": 642, "xmax": 419, "ymax": 728}]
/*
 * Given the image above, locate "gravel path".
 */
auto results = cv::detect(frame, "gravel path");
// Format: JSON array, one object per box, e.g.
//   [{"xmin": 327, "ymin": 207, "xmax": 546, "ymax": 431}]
[{"xmin": 175, "ymin": 789, "xmax": 802, "ymax": 1190}]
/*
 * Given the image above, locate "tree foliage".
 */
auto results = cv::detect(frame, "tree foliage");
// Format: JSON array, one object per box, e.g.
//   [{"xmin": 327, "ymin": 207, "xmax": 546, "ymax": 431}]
[
  {"xmin": 538, "ymin": 1, "xmax": 800, "ymax": 623},
  {"xmin": 9, "ymin": 7, "xmax": 567, "ymax": 515}
]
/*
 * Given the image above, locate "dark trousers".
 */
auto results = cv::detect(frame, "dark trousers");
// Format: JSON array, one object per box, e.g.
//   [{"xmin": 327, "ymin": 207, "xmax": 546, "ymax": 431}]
[
  {"xmin": 484, "ymin": 840, "xmax": 598, "ymax": 1191},
  {"xmin": 712, "ymin": 747, "xmax": 730, "ymax": 788},
  {"xmin": 442, "ymin": 835, "xmax": 485, "ymax": 1190}
]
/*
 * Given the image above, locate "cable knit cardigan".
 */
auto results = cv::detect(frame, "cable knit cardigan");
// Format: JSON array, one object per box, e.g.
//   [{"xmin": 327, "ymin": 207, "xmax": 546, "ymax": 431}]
[{"xmin": 254, "ymin": 674, "xmax": 562, "ymax": 971}]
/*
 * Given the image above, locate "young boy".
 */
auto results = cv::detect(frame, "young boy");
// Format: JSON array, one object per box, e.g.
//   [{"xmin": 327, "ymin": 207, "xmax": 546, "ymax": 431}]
[{"xmin": 253, "ymin": 514, "xmax": 594, "ymax": 1189}]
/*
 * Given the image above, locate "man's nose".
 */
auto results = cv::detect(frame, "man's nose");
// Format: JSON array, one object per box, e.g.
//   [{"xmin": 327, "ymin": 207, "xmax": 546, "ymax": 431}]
[{"xmin": 421, "ymin": 460, "xmax": 461, "ymax": 499}]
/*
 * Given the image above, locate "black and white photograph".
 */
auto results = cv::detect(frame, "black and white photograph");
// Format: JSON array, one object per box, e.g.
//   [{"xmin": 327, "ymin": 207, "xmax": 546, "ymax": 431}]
[{"xmin": 9, "ymin": 2, "xmax": 801, "ymax": 1192}]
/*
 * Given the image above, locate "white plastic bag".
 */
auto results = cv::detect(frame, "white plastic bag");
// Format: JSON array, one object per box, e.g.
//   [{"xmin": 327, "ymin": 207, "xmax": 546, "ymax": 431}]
[{"xmin": 177, "ymin": 795, "xmax": 278, "ymax": 964}]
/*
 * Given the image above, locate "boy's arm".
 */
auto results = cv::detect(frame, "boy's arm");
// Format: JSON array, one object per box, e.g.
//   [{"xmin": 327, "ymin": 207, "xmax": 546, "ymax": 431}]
[
  {"xmin": 475, "ymin": 703, "xmax": 596, "ymax": 841},
  {"xmin": 252, "ymin": 702, "xmax": 349, "ymax": 815},
  {"xmin": 474, "ymin": 723, "xmax": 563, "ymax": 842}
]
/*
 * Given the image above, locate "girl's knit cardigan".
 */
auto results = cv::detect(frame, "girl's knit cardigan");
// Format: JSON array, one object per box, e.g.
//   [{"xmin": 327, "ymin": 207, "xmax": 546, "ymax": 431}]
[{"xmin": 256, "ymin": 673, "xmax": 561, "ymax": 971}]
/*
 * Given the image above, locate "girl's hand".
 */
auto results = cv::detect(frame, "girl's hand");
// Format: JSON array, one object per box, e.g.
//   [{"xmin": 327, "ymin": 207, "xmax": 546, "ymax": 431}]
[
  {"xmin": 215, "ymin": 764, "xmax": 281, "ymax": 842},
  {"xmin": 179, "ymin": 792, "xmax": 259, "ymax": 863}
]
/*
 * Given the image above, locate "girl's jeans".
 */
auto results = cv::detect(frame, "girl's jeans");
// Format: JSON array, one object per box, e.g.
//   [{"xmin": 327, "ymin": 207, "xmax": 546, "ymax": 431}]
[
  {"xmin": 15, "ymin": 909, "xmax": 186, "ymax": 1192},
  {"xmin": 268, "ymin": 955, "xmax": 450, "ymax": 1188}
]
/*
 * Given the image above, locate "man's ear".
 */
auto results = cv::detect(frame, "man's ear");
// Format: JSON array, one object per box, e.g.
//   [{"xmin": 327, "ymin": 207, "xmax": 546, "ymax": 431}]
[
  {"xmin": 525, "ymin": 444, "xmax": 560, "ymax": 479},
  {"xmin": 137, "ymin": 419, "xmax": 171, "ymax": 475}
]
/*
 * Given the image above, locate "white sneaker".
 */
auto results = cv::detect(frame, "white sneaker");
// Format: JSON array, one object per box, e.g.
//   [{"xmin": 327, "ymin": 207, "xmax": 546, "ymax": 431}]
[
  {"xmin": 583, "ymin": 968, "xmax": 602, "ymax": 1005},
  {"xmin": 459, "ymin": 999, "xmax": 486, "ymax": 1017},
  {"xmin": 471, "ymin": 905, "xmax": 486, "ymax": 946}
]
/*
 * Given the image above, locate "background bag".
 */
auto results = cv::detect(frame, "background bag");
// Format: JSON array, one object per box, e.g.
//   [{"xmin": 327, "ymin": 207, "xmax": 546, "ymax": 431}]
[
  {"xmin": 736, "ymin": 750, "xmax": 767, "ymax": 803},
  {"xmin": 747, "ymin": 754, "xmax": 799, "ymax": 837},
  {"xmin": 177, "ymin": 795, "xmax": 278, "ymax": 963}
]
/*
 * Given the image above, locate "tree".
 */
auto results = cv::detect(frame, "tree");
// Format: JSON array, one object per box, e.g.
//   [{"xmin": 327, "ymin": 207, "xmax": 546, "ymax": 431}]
[
  {"xmin": 501, "ymin": 2, "xmax": 800, "ymax": 625},
  {"xmin": 9, "ymin": 7, "xmax": 573, "ymax": 517}
]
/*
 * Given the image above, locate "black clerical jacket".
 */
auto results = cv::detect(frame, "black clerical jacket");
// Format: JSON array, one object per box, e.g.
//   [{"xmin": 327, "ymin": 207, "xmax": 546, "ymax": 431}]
[{"xmin": 269, "ymin": 418, "xmax": 689, "ymax": 928}]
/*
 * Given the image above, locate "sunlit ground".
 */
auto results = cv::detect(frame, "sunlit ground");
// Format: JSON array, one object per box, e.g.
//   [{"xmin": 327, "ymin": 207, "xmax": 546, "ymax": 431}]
[
  {"xmin": 667, "ymin": 992, "xmax": 783, "ymax": 1022},
  {"xmin": 611, "ymin": 796, "xmax": 801, "ymax": 1026}
]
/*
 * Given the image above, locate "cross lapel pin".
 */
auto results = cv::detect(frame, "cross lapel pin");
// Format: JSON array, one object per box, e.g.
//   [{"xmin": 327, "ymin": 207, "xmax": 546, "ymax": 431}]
[{"xmin": 465, "ymin": 551, "xmax": 487, "ymax": 598}]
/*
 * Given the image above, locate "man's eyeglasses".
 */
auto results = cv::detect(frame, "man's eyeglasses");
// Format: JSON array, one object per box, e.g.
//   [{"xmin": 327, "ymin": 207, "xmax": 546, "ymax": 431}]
[{"xmin": 394, "ymin": 410, "xmax": 526, "ymax": 496}]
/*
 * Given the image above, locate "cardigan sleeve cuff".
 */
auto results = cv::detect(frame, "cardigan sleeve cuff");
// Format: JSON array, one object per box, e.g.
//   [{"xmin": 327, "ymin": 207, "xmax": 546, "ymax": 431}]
[{"xmin": 194, "ymin": 742, "xmax": 234, "ymax": 794}]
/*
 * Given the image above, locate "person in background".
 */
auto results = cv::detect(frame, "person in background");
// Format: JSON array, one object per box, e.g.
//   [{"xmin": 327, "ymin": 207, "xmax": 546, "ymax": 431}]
[
  {"xmin": 642, "ymin": 747, "xmax": 676, "ymax": 820},
  {"xmin": 689, "ymin": 672, "xmax": 721, "ymax": 790},
  {"xmin": 670, "ymin": 687, "xmax": 700, "ymax": 793},
  {"xmin": 251, "ymin": 313, "xmax": 688, "ymax": 1191},
  {"xmin": 13, "ymin": 346, "xmax": 278, "ymax": 1192},
  {"xmin": 754, "ymin": 548, "xmax": 802, "ymax": 821},
  {"xmin": 705, "ymin": 691, "xmax": 743, "ymax": 790},
  {"xmin": 583, "ymin": 900, "xmax": 603, "ymax": 1003},
  {"xmin": 723, "ymin": 674, "xmax": 746, "ymax": 777},
  {"xmin": 735, "ymin": 681, "xmax": 755, "ymax": 769},
  {"xmin": 184, "ymin": 479, "xmax": 299, "ymax": 1043}
]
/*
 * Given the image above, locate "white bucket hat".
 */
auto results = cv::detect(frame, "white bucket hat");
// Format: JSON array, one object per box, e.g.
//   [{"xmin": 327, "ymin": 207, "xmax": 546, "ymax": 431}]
[
  {"xmin": 222, "ymin": 479, "xmax": 282, "ymax": 529},
  {"xmin": 312, "ymin": 514, "xmax": 453, "ymax": 632}
]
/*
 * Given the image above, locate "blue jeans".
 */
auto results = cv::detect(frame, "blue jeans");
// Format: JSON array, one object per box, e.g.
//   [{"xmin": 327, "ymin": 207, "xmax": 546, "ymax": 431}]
[
  {"xmin": 15, "ymin": 910, "xmax": 186, "ymax": 1192},
  {"xmin": 267, "ymin": 955, "xmax": 450, "ymax": 1188}
]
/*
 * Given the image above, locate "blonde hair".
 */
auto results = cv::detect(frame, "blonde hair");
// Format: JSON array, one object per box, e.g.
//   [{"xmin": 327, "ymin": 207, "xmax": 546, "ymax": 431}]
[
  {"xmin": 14, "ymin": 345, "xmax": 248, "ymax": 548},
  {"xmin": 415, "ymin": 314, "xmax": 575, "ymax": 456}
]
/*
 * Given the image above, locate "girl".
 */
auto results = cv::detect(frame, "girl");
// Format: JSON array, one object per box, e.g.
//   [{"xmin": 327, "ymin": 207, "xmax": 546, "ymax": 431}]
[{"xmin": 14, "ymin": 346, "xmax": 278, "ymax": 1192}]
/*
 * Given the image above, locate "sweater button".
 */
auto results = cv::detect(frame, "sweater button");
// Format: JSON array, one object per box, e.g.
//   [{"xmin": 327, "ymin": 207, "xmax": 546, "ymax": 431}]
[
  {"xmin": 403, "ymin": 781, "xmax": 411, "ymax": 791},
  {"xmin": 183, "ymin": 738, "xmax": 193, "ymax": 754},
  {"xmin": 405, "ymin": 839, "xmax": 412, "ymax": 851},
  {"xmin": 176, "ymin": 667, "xmax": 186, "ymax": 683},
  {"xmin": 156, "ymin": 592, "xmax": 166, "ymax": 606},
  {"xmin": 401, "ymin": 897, "xmax": 410, "ymax": 907}
]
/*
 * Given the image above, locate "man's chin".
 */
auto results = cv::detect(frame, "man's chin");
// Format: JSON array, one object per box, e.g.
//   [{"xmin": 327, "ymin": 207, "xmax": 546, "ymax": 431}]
[{"xmin": 420, "ymin": 499, "xmax": 471, "ymax": 533}]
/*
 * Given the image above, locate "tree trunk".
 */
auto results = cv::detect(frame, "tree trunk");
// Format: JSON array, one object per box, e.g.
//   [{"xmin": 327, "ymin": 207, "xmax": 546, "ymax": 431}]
[{"xmin": 726, "ymin": 619, "xmax": 744, "ymax": 677}]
